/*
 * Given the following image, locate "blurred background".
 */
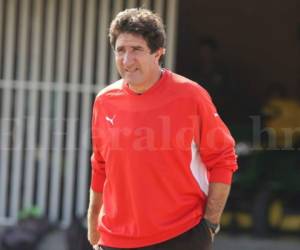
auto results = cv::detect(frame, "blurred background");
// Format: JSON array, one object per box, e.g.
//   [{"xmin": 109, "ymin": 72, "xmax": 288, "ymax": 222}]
[{"xmin": 0, "ymin": 0, "xmax": 299, "ymax": 249}]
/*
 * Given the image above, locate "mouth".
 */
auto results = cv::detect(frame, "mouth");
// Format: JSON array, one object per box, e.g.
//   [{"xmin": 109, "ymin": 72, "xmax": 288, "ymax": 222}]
[{"xmin": 124, "ymin": 68, "xmax": 138, "ymax": 74}]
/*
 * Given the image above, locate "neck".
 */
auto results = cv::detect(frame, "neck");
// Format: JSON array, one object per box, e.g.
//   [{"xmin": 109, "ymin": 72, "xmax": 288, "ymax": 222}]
[{"xmin": 127, "ymin": 67, "xmax": 162, "ymax": 94}]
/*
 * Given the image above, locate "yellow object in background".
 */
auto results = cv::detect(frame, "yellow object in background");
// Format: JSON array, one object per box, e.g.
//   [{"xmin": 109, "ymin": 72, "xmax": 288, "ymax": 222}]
[{"xmin": 262, "ymin": 97, "xmax": 300, "ymax": 147}]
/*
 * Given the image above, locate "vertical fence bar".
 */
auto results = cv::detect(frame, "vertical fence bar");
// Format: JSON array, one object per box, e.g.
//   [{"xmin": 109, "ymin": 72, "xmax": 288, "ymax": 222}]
[
  {"xmin": 16, "ymin": 0, "xmax": 30, "ymax": 81},
  {"xmin": 49, "ymin": 0, "xmax": 70, "ymax": 222},
  {"xmin": 12, "ymin": 0, "xmax": 30, "ymax": 215},
  {"xmin": 127, "ymin": 0, "xmax": 136, "ymax": 8},
  {"xmin": 73, "ymin": 0, "xmax": 97, "ymax": 222},
  {"xmin": 96, "ymin": 0, "xmax": 109, "ymax": 88},
  {"xmin": 23, "ymin": 0, "xmax": 43, "ymax": 211},
  {"xmin": 0, "ymin": 0, "xmax": 6, "ymax": 218},
  {"xmin": 0, "ymin": 0, "xmax": 16, "ymax": 220},
  {"xmin": 0, "ymin": 0, "xmax": 4, "ymax": 77},
  {"xmin": 140, "ymin": 0, "xmax": 150, "ymax": 8},
  {"xmin": 165, "ymin": 0, "xmax": 178, "ymax": 70},
  {"xmin": 154, "ymin": 0, "xmax": 164, "ymax": 17},
  {"xmin": 109, "ymin": 0, "xmax": 122, "ymax": 83},
  {"xmin": 65, "ymin": 0, "xmax": 83, "ymax": 219},
  {"xmin": 37, "ymin": 0, "xmax": 56, "ymax": 214},
  {"xmin": 63, "ymin": 1, "xmax": 84, "ymax": 221}
]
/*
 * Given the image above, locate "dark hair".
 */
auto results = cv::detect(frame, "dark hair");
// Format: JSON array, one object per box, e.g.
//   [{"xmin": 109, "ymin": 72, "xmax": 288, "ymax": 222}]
[{"xmin": 109, "ymin": 8, "xmax": 166, "ymax": 63}]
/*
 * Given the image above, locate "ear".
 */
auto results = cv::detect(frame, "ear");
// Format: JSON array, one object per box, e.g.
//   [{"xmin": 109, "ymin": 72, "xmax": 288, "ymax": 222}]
[{"xmin": 154, "ymin": 48, "xmax": 165, "ymax": 62}]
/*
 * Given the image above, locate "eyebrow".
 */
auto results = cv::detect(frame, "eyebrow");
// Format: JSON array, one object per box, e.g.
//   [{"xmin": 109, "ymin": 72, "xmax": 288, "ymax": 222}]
[
  {"xmin": 115, "ymin": 45, "xmax": 145, "ymax": 50},
  {"xmin": 131, "ymin": 45, "xmax": 144, "ymax": 50}
]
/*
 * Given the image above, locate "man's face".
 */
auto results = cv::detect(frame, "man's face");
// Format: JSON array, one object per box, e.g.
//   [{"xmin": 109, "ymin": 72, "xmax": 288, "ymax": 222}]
[{"xmin": 114, "ymin": 33, "xmax": 162, "ymax": 89}]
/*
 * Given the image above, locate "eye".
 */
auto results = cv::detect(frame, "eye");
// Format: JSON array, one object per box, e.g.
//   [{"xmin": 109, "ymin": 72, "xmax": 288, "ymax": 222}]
[
  {"xmin": 116, "ymin": 47, "xmax": 124, "ymax": 53},
  {"xmin": 132, "ymin": 47, "xmax": 144, "ymax": 53},
  {"xmin": 115, "ymin": 47, "xmax": 126, "ymax": 57}
]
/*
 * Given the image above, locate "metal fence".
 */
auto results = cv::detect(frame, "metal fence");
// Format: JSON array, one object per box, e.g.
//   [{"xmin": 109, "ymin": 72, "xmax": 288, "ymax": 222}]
[{"xmin": 0, "ymin": 0, "xmax": 178, "ymax": 226}]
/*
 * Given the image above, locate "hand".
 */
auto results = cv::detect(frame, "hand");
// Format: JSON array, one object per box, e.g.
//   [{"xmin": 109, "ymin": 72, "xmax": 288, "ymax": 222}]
[
  {"xmin": 93, "ymin": 245, "xmax": 103, "ymax": 250},
  {"xmin": 88, "ymin": 227, "xmax": 100, "ymax": 246},
  {"xmin": 87, "ymin": 190, "xmax": 103, "ymax": 248}
]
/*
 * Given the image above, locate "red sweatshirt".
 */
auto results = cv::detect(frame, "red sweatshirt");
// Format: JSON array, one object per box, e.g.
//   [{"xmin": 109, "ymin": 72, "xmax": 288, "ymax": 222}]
[{"xmin": 91, "ymin": 69, "xmax": 237, "ymax": 248}]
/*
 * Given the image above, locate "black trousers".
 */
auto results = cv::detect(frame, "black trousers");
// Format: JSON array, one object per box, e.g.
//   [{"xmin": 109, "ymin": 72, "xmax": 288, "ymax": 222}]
[{"xmin": 100, "ymin": 219, "xmax": 212, "ymax": 250}]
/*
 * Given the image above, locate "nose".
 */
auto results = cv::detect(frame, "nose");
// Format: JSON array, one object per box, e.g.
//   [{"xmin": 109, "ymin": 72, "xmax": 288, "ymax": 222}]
[{"xmin": 122, "ymin": 51, "xmax": 134, "ymax": 65}]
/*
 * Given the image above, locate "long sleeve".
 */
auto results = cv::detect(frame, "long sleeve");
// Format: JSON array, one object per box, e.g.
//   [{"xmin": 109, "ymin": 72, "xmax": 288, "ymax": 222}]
[
  {"xmin": 196, "ymin": 90, "xmax": 238, "ymax": 184},
  {"xmin": 90, "ymin": 98, "xmax": 106, "ymax": 193}
]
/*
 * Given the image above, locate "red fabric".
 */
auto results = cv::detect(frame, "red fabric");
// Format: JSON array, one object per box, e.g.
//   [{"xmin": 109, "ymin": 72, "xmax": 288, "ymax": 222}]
[{"xmin": 90, "ymin": 69, "xmax": 238, "ymax": 248}]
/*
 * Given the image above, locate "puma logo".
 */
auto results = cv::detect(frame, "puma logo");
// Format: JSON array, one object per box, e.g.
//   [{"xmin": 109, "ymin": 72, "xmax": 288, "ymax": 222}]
[{"xmin": 105, "ymin": 115, "xmax": 116, "ymax": 125}]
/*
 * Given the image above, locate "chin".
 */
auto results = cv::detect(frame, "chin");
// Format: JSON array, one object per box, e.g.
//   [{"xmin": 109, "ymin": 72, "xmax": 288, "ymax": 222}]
[{"xmin": 126, "ymin": 77, "xmax": 143, "ymax": 86}]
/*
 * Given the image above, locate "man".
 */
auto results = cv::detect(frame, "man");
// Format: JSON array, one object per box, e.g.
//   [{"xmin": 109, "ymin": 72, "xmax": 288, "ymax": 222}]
[{"xmin": 87, "ymin": 8, "xmax": 237, "ymax": 250}]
